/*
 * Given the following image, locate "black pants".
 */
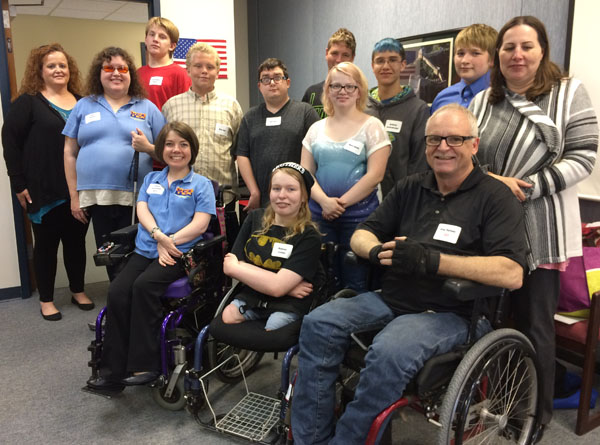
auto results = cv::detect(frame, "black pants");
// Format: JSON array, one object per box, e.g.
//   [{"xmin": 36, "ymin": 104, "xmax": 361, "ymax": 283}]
[
  {"xmin": 31, "ymin": 202, "xmax": 88, "ymax": 302},
  {"xmin": 87, "ymin": 204, "xmax": 133, "ymax": 281},
  {"xmin": 511, "ymin": 268, "xmax": 560, "ymax": 425},
  {"xmin": 101, "ymin": 253, "xmax": 184, "ymax": 378}
]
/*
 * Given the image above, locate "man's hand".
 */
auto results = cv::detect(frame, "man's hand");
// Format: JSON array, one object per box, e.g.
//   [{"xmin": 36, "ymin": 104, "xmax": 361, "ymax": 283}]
[
  {"xmin": 243, "ymin": 192, "xmax": 260, "ymax": 212},
  {"xmin": 288, "ymin": 280, "xmax": 313, "ymax": 299},
  {"xmin": 16, "ymin": 189, "xmax": 32, "ymax": 210},
  {"xmin": 379, "ymin": 237, "xmax": 440, "ymax": 276}
]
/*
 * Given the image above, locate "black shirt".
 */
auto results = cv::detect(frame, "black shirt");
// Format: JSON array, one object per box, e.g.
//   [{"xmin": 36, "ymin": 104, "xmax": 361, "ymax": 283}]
[{"xmin": 358, "ymin": 167, "xmax": 526, "ymax": 317}]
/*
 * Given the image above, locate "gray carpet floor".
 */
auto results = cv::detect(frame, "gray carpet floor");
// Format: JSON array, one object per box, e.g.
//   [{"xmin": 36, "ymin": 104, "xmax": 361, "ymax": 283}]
[{"xmin": 1, "ymin": 281, "xmax": 599, "ymax": 444}]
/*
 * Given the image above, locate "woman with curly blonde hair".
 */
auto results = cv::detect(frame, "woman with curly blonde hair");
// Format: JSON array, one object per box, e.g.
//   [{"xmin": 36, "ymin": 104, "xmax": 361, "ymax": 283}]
[{"xmin": 2, "ymin": 43, "xmax": 92, "ymax": 320}]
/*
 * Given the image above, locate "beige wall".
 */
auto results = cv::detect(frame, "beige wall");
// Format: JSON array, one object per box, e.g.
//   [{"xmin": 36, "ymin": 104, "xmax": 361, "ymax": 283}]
[{"xmin": 11, "ymin": 15, "xmax": 146, "ymax": 92}]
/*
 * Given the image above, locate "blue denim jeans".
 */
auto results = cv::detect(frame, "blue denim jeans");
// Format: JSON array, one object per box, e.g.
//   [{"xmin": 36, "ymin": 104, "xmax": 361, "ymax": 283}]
[
  {"xmin": 231, "ymin": 298, "xmax": 300, "ymax": 330},
  {"xmin": 291, "ymin": 292, "xmax": 491, "ymax": 445},
  {"xmin": 317, "ymin": 219, "xmax": 367, "ymax": 292}
]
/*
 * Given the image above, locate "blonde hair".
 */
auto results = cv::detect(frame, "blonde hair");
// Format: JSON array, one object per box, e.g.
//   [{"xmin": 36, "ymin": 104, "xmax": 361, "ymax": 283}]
[
  {"xmin": 186, "ymin": 42, "xmax": 220, "ymax": 69},
  {"xmin": 455, "ymin": 24, "xmax": 498, "ymax": 60},
  {"xmin": 258, "ymin": 168, "xmax": 320, "ymax": 241},
  {"xmin": 145, "ymin": 17, "xmax": 180, "ymax": 58},
  {"xmin": 322, "ymin": 62, "xmax": 368, "ymax": 116}
]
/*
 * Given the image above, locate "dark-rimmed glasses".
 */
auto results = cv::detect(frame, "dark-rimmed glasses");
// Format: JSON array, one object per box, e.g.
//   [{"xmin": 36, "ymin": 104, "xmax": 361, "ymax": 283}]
[
  {"xmin": 425, "ymin": 135, "xmax": 476, "ymax": 147},
  {"xmin": 329, "ymin": 83, "xmax": 358, "ymax": 93},
  {"xmin": 259, "ymin": 75, "xmax": 287, "ymax": 85}
]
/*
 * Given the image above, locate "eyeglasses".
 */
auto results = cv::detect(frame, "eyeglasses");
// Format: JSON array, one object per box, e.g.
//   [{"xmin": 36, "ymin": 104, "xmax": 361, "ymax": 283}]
[
  {"xmin": 102, "ymin": 65, "xmax": 129, "ymax": 74},
  {"xmin": 259, "ymin": 75, "xmax": 287, "ymax": 85},
  {"xmin": 425, "ymin": 135, "xmax": 476, "ymax": 147},
  {"xmin": 329, "ymin": 83, "xmax": 358, "ymax": 93}
]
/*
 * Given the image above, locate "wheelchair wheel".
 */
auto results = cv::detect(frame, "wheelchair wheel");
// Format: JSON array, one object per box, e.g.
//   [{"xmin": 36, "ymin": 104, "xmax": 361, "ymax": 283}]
[
  {"xmin": 437, "ymin": 329, "xmax": 539, "ymax": 445},
  {"xmin": 207, "ymin": 338, "xmax": 264, "ymax": 384},
  {"xmin": 152, "ymin": 373, "xmax": 186, "ymax": 411}
]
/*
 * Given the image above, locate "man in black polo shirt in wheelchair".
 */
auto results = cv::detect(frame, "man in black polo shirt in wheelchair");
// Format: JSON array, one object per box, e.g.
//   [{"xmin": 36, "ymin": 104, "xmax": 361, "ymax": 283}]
[{"xmin": 291, "ymin": 104, "xmax": 527, "ymax": 444}]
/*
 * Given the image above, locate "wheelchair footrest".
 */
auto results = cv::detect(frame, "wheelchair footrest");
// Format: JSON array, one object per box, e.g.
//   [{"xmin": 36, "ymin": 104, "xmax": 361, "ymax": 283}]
[{"xmin": 215, "ymin": 392, "xmax": 281, "ymax": 441}]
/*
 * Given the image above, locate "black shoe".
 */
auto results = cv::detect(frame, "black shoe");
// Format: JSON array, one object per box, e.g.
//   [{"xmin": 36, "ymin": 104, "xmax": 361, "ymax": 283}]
[
  {"xmin": 71, "ymin": 296, "xmax": 95, "ymax": 311},
  {"xmin": 121, "ymin": 371, "xmax": 160, "ymax": 386},
  {"xmin": 531, "ymin": 423, "xmax": 545, "ymax": 444},
  {"xmin": 40, "ymin": 309, "xmax": 62, "ymax": 321},
  {"xmin": 87, "ymin": 376, "xmax": 125, "ymax": 392}
]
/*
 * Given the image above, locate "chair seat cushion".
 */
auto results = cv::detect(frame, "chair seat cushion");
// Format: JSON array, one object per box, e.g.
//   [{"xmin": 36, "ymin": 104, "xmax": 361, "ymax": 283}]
[
  {"xmin": 554, "ymin": 319, "xmax": 599, "ymax": 344},
  {"xmin": 163, "ymin": 277, "xmax": 191, "ymax": 299},
  {"xmin": 209, "ymin": 316, "xmax": 301, "ymax": 352}
]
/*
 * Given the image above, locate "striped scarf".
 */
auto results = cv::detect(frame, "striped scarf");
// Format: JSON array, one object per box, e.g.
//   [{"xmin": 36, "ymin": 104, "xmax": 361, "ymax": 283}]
[{"xmin": 470, "ymin": 78, "xmax": 598, "ymax": 270}]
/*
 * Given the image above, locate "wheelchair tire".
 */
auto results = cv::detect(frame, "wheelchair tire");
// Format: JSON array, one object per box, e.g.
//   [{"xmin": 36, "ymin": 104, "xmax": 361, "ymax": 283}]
[
  {"xmin": 152, "ymin": 373, "xmax": 186, "ymax": 411},
  {"xmin": 437, "ymin": 329, "xmax": 539, "ymax": 445},
  {"xmin": 207, "ymin": 338, "xmax": 264, "ymax": 384}
]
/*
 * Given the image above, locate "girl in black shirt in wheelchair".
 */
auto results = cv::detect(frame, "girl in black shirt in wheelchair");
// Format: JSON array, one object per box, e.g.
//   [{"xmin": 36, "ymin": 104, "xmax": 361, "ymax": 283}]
[{"xmin": 222, "ymin": 162, "xmax": 322, "ymax": 330}]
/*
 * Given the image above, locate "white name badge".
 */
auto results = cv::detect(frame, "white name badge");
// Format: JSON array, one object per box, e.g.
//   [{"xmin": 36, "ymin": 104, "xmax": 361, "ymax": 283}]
[
  {"xmin": 85, "ymin": 112, "xmax": 101, "ymax": 124},
  {"xmin": 385, "ymin": 119, "xmax": 403, "ymax": 133},
  {"xmin": 272, "ymin": 242, "xmax": 293, "ymax": 259},
  {"xmin": 343, "ymin": 139, "xmax": 364, "ymax": 155},
  {"xmin": 433, "ymin": 223, "xmax": 462, "ymax": 244},
  {"xmin": 149, "ymin": 76, "xmax": 163, "ymax": 86},
  {"xmin": 147, "ymin": 183, "xmax": 165, "ymax": 195},
  {"xmin": 215, "ymin": 123, "xmax": 230, "ymax": 137},
  {"xmin": 266, "ymin": 116, "xmax": 282, "ymax": 126}
]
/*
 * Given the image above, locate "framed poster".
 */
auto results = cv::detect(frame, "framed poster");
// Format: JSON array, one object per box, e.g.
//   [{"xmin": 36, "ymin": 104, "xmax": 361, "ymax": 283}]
[{"xmin": 398, "ymin": 29, "xmax": 462, "ymax": 105}]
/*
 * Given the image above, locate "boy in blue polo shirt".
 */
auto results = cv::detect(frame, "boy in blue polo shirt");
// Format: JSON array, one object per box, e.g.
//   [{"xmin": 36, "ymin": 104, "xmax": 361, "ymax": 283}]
[{"xmin": 431, "ymin": 24, "xmax": 497, "ymax": 113}]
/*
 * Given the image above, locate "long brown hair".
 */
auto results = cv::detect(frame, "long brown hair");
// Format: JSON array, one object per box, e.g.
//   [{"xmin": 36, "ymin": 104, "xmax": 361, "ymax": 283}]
[
  {"xmin": 17, "ymin": 43, "xmax": 82, "ymax": 97},
  {"xmin": 489, "ymin": 16, "xmax": 563, "ymax": 104},
  {"xmin": 258, "ymin": 167, "xmax": 320, "ymax": 241},
  {"xmin": 85, "ymin": 47, "xmax": 146, "ymax": 98}
]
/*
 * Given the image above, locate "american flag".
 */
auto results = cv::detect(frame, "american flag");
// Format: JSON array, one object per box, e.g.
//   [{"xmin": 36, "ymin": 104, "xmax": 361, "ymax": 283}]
[{"xmin": 173, "ymin": 38, "xmax": 228, "ymax": 79}]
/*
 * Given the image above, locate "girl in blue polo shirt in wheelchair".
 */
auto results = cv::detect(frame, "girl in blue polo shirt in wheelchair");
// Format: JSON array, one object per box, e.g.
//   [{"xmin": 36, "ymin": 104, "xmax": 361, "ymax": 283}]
[{"xmin": 87, "ymin": 121, "xmax": 216, "ymax": 391}]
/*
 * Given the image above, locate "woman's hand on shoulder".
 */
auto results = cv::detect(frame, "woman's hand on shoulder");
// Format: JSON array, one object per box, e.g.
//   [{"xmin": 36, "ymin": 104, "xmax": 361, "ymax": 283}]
[
  {"xmin": 321, "ymin": 197, "xmax": 345, "ymax": 220},
  {"xmin": 489, "ymin": 173, "xmax": 531, "ymax": 202}
]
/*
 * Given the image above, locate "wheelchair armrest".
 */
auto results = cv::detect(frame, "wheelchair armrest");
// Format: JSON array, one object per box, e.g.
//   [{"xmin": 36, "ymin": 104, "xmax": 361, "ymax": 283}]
[
  {"xmin": 92, "ymin": 224, "xmax": 138, "ymax": 267},
  {"xmin": 442, "ymin": 278, "xmax": 504, "ymax": 302},
  {"xmin": 189, "ymin": 234, "xmax": 226, "ymax": 254}
]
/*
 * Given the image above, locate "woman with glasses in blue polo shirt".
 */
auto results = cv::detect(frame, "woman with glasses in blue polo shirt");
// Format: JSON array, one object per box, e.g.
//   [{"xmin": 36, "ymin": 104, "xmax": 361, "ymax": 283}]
[
  {"xmin": 86, "ymin": 121, "xmax": 216, "ymax": 391},
  {"xmin": 63, "ymin": 47, "xmax": 166, "ymax": 281}
]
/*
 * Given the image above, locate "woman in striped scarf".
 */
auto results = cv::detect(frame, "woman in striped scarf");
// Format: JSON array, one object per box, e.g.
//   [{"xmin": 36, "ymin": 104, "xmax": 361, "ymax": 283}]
[{"xmin": 470, "ymin": 15, "xmax": 598, "ymax": 438}]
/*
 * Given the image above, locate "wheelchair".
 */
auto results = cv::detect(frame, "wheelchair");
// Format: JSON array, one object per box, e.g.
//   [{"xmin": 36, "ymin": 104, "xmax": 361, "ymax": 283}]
[
  {"xmin": 334, "ymin": 278, "xmax": 541, "ymax": 445},
  {"xmin": 183, "ymin": 242, "xmax": 337, "ymax": 443},
  {"xmin": 84, "ymin": 185, "xmax": 262, "ymax": 410}
]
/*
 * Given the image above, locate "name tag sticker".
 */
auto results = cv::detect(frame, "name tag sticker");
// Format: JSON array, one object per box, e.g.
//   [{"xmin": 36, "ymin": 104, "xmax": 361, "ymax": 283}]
[
  {"xmin": 85, "ymin": 112, "xmax": 101, "ymax": 124},
  {"xmin": 147, "ymin": 183, "xmax": 165, "ymax": 195},
  {"xmin": 215, "ymin": 123, "xmax": 230, "ymax": 136},
  {"xmin": 272, "ymin": 242, "xmax": 293, "ymax": 259},
  {"xmin": 343, "ymin": 139, "xmax": 364, "ymax": 155},
  {"xmin": 433, "ymin": 223, "xmax": 462, "ymax": 244},
  {"xmin": 266, "ymin": 116, "xmax": 282, "ymax": 126},
  {"xmin": 385, "ymin": 119, "xmax": 403, "ymax": 133},
  {"xmin": 149, "ymin": 76, "xmax": 163, "ymax": 86}
]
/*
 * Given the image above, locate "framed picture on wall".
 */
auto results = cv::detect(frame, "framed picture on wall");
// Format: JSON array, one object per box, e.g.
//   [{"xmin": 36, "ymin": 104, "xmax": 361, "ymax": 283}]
[{"xmin": 397, "ymin": 29, "xmax": 462, "ymax": 105}]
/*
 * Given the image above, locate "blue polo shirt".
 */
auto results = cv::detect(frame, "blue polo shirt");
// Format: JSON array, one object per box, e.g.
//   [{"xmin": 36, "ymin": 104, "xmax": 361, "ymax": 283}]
[
  {"xmin": 134, "ymin": 168, "xmax": 216, "ymax": 258},
  {"xmin": 430, "ymin": 71, "xmax": 490, "ymax": 114},
  {"xmin": 63, "ymin": 95, "xmax": 166, "ymax": 191}
]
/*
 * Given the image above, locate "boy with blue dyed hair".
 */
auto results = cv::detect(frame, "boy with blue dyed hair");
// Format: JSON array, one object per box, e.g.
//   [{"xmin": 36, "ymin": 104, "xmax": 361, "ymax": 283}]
[{"xmin": 365, "ymin": 37, "xmax": 430, "ymax": 197}]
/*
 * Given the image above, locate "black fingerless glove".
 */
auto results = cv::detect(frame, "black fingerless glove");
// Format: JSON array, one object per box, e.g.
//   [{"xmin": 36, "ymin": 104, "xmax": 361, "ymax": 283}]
[
  {"xmin": 390, "ymin": 239, "xmax": 440, "ymax": 277},
  {"xmin": 369, "ymin": 244, "xmax": 384, "ymax": 266}
]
